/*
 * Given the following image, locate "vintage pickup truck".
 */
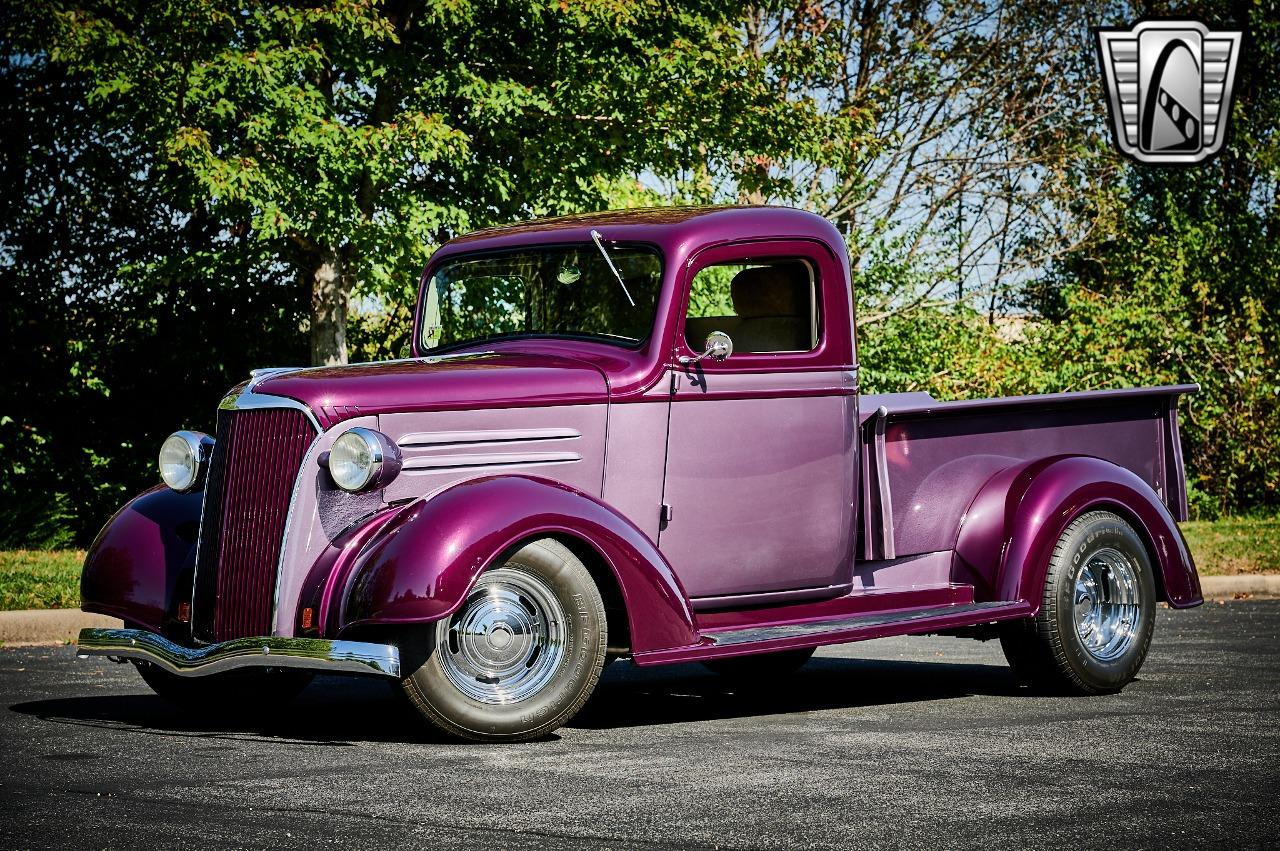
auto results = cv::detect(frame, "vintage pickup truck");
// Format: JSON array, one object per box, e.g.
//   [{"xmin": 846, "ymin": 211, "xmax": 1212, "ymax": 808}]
[{"xmin": 77, "ymin": 206, "xmax": 1201, "ymax": 741}]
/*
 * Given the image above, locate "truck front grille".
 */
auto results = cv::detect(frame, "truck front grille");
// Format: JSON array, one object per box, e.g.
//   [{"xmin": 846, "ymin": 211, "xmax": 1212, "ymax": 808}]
[{"xmin": 191, "ymin": 407, "xmax": 315, "ymax": 642}]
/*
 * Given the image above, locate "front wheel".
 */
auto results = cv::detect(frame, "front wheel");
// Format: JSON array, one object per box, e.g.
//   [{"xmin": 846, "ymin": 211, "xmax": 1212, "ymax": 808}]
[
  {"xmin": 400, "ymin": 538, "xmax": 607, "ymax": 742},
  {"xmin": 1000, "ymin": 510, "xmax": 1156, "ymax": 694}
]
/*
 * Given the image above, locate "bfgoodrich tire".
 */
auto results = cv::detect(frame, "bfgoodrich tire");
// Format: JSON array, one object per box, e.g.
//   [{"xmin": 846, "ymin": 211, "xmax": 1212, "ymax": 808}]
[
  {"xmin": 400, "ymin": 538, "xmax": 607, "ymax": 742},
  {"xmin": 1000, "ymin": 510, "xmax": 1156, "ymax": 694}
]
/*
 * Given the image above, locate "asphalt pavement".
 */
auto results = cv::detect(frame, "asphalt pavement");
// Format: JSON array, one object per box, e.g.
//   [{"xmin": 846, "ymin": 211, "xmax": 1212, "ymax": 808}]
[{"xmin": 1, "ymin": 600, "xmax": 1277, "ymax": 850}]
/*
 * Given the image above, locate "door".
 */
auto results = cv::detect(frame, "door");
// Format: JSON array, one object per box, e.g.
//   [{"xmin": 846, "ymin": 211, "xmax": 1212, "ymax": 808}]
[{"xmin": 657, "ymin": 239, "xmax": 859, "ymax": 604}]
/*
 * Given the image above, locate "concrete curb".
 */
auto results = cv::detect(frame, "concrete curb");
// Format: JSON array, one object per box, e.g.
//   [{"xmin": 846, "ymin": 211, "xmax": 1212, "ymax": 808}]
[
  {"xmin": 1200, "ymin": 575, "xmax": 1280, "ymax": 599},
  {"xmin": 0, "ymin": 609, "xmax": 122, "ymax": 647},
  {"xmin": 0, "ymin": 578, "xmax": 1275, "ymax": 647}
]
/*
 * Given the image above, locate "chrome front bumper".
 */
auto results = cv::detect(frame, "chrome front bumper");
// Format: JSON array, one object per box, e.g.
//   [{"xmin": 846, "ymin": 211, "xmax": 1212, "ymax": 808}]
[{"xmin": 76, "ymin": 628, "xmax": 400, "ymax": 678}]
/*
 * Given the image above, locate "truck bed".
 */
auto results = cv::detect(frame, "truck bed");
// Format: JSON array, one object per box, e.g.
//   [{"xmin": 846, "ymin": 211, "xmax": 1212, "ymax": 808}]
[{"xmin": 857, "ymin": 384, "xmax": 1197, "ymax": 562}]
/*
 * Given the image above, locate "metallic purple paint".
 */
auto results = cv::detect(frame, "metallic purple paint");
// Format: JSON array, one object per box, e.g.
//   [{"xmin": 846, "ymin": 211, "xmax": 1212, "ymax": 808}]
[
  {"xmin": 292, "ymin": 502, "xmax": 412, "ymax": 637},
  {"xmin": 661, "ymin": 389, "xmax": 857, "ymax": 599},
  {"xmin": 637, "ymin": 600, "xmax": 1033, "ymax": 666},
  {"xmin": 270, "ymin": 414, "xmax": 379, "ymax": 636},
  {"xmin": 955, "ymin": 454, "xmax": 1201, "ymax": 609},
  {"xmin": 601, "ymin": 399, "xmax": 672, "ymax": 541},
  {"xmin": 79, "ymin": 206, "xmax": 1202, "ymax": 692},
  {"xmin": 80, "ymin": 485, "xmax": 203, "ymax": 634},
  {"xmin": 380, "ymin": 404, "xmax": 607, "ymax": 505},
  {"xmin": 254, "ymin": 353, "xmax": 608, "ymax": 429},
  {"xmin": 859, "ymin": 384, "xmax": 1195, "ymax": 562},
  {"xmin": 413, "ymin": 207, "xmax": 855, "ymax": 402},
  {"xmin": 338, "ymin": 475, "xmax": 699, "ymax": 653}
]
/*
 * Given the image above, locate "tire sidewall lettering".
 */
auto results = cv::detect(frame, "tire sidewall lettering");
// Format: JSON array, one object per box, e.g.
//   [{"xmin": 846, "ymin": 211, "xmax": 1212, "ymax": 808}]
[{"xmin": 1051, "ymin": 513, "xmax": 1155, "ymax": 690}]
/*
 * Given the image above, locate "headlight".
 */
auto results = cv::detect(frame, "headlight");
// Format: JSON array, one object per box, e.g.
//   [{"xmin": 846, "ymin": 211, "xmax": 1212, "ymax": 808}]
[
  {"xmin": 158, "ymin": 430, "xmax": 212, "ymax": 492},
  {"xmin": 327, "ymin": 427, "xmax": 401, "ymax": 492}
]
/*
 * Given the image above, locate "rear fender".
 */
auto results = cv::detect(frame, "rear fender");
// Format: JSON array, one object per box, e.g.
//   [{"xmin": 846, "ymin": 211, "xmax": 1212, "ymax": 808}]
[
  {"xmin": 954, "ymin": 455, "xmax": 1201, "ymax": 610},
  {"xmin": 80, "ymin": 485, "xmax": 204, "ymax": 635},
  {"xmin": 338, "ymin": 475, "xmax": 699, "ymax": 654}
]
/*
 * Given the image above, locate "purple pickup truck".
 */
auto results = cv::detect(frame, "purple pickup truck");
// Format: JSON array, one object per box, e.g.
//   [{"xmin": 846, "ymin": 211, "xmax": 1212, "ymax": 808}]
[{"xmin": 77, "ymin": 206, "xmax": 1201, "ymax": 741}]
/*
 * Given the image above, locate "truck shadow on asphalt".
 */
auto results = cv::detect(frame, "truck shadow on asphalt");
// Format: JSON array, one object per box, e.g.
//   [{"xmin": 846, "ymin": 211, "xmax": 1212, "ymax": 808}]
[
  {"xmin": 9, "ymin": 656, "xmax": 1024, "ymax": 745},
  {"xmin": 569, "ymin": 656, "xmax": 1024, "ymax": 730}
]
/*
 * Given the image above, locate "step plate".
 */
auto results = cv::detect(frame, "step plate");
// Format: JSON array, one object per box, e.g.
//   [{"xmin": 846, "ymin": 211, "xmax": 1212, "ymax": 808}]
[{"xmin": 705, "ymin": 601, "xmax": 1014, "ymax": 647}]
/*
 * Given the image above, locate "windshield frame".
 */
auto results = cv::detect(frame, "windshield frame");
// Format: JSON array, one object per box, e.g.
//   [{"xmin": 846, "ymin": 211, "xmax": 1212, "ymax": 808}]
[{"xmin": 415, "ymin": 240, "xmax": 666, "ymax": 355}]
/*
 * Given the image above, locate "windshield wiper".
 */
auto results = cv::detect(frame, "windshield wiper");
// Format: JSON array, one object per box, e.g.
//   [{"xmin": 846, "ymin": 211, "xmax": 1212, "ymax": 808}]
[{"xmin": 589, "ymin": 229, "xmax": 636, "ymax": 307}]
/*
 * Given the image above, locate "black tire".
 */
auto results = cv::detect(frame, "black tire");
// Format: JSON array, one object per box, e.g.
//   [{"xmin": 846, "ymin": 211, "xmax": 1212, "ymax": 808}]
[
  {"xmin": 400, "ymin": 538, "xmax": 607, "ymax": 742},
  {"xmin": 134, "ymin": 661, "xmax": 314, "ymax": 710},
  {"xmin": 1000, "ymin": 510, "xmax": 1156, "ymax": 694},
  {"xmin": 702, "ymin": 647, "xmax": 815, "ymax": 679}
]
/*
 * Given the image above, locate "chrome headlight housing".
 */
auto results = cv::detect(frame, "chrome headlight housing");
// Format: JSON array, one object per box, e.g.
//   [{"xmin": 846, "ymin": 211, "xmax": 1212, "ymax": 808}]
[
  {"xmin": 327, "ymin": 427, "xmax": 402, "ymax": 493},
  {"xmin": 158, "ymin": 430, "xmax": 213, "ymax": 492}
]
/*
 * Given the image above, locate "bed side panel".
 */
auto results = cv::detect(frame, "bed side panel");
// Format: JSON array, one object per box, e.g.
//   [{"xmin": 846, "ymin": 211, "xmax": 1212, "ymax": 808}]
[{"xmin": 879, "ymin": 398, "xmax": 1168, "ymax": 558}]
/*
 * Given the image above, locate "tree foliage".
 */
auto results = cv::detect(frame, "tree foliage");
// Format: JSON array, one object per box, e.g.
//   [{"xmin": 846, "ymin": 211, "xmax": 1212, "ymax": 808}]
[
  {"xmin": 0, "ymin": 0, "xmax": 1276, "ymax": 549},
  {"xmin": 36, "ymin": 0, "xmax": 864, "ymax": 364}
]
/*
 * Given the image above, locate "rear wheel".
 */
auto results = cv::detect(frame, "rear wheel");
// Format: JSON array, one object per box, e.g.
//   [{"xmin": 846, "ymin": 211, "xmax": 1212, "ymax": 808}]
[
  {"xmin": 134, "ymin": 661, "xmax": 314, "ymax": 710},
  {"xmin": 702, "ymin": 647, "xmax": 816, "ymax": 679},
  {"xmin": 400, "ymin": 538, "xmax": 607, "ymax": 742},
  {"xmin": 1000, "ymin": 510, "xmax": 1156, "ymax": 694}
]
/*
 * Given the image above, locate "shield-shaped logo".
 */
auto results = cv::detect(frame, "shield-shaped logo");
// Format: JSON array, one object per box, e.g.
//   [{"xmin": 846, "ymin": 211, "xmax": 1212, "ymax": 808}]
[{"xmin": 1096, "ymin": 19, "xmax": 1243, "ymax": 164}]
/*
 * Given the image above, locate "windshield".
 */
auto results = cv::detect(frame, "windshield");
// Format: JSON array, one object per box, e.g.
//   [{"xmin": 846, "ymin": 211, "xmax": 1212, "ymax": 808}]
[{"xmin": 421, "ymin": 244, "xmax": 663, "ymax": 350}]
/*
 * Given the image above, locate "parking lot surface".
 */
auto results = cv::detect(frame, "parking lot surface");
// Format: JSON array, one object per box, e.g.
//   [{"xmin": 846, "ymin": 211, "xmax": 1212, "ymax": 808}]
[{"xmin": 1, "ymin": 600, "xmax": 1277, "ymax": 849}]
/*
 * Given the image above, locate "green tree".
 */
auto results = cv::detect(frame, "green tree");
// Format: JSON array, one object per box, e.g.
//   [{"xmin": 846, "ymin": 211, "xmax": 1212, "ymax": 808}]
[
  {"xmin": 40, "ymin": 0, "xmax": 862, "ymax": 365},
  {"xmin": 1, "ymin": 6, "xmax": 307, "ymax": 546}
]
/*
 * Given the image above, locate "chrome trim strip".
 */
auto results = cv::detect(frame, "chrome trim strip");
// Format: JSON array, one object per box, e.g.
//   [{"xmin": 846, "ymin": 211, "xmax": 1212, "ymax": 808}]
[
  {"xmin": 188, "ymin": 413, "xmax": 230, "ymax": 643},
  {"xmin": 270, "ymin": 420, "xmax": 337, "ymax": 634},
  {"xmin": 249, "ymin": 351, "xmax": 497, "ymax": 381},
  {"xmin": 397, "ymin": 427, "xmax": 580, "ymax": 447},
  {"xmin": 219, "ymin": 390, "xmax": 323, "ymax": 431},
  {"xmin": 690, "ymin": 582, "xmax": 852, "ymax": 612},
  {"xmin": 873, "ymin": 406, "xmax": 896, "ymax": 560},
  {"xmin": 76, "ymin": 628, "xmax": 400, "ymax": 678},
  {"xmin": 401, "ymin": 451, "xmax": 581, "ymax": 473},
  {"xmin": 416, "ymin": 350, "xmax": 496, "ymax": 364}
]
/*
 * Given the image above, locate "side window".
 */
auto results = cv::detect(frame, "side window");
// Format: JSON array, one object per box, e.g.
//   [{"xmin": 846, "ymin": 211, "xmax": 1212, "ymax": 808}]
[{"xmin": 684, "ymin": 259, "xmax": 819, "ymax": 354}]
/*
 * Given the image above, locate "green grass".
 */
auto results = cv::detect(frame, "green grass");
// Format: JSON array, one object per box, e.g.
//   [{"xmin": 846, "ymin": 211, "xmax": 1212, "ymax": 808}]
[
  {"xmin": 0, "ymin": 550, "xmax": 84, "ymax": 611},
  {"xmin": 0, "ymin": 517, "xmax": 1275, "ymax": 610},
  {"xmin": 1180, "ymin": 518, "xmax": 1280, "ymax": 577}
]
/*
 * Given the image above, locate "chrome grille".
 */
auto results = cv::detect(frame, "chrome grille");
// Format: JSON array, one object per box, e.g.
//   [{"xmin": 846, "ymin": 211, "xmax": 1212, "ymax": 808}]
[{"xmin": 191, "ymin": 407, "xmax": 315, "ymax": 642}]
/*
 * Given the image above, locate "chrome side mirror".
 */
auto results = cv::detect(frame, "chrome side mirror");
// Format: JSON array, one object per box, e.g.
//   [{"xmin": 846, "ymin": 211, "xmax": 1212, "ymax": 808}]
[{"xmin": 679, "ymin": 331, "xmax": 734, "ymax": 365}]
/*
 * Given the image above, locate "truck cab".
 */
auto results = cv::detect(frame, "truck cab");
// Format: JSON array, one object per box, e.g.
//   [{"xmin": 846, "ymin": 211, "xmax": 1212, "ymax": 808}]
[{"xmin": 78, "ymin": 206, "xmax": 1201, "ymax": 741}]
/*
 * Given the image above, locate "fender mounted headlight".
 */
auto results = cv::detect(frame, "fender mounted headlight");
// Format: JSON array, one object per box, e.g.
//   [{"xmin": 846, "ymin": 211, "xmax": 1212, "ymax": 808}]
[
  {"xmin": 158, "ymin": 430, "xmax": 213, "ymax": 492},
  {"xmin": 327, "ymin": 427, "xmax": 402, "ymax": 493}
]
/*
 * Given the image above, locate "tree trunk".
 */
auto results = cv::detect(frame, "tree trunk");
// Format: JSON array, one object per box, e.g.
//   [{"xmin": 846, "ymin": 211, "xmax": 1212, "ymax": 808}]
[{"xmin": 310, "ymin": 246, "xmax": 349, "ymax": 366}]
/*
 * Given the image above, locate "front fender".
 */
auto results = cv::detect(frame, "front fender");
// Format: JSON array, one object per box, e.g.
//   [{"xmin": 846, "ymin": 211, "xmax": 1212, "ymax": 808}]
[
  {"xmin": 339, "ymin": 475, "xmax": 699, "ymax": 654},
  {"xmin": 80, "ymin": 485, "xmax": 203, "ymax": 635},
  {"xmin": 954, "ymin": 455, "xmax": 1201, "ymax": 611}
]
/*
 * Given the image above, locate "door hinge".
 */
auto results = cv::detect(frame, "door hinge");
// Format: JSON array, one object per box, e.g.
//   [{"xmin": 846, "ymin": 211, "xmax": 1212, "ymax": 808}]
[{"xmin": 660, "ymin": 503, "xmax": 674, "ymax": 525}]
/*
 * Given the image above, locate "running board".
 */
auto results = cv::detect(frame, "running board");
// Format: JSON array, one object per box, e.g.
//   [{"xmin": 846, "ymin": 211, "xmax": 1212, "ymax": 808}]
[
  {"xmin": 632, "ymin": 601, "xmax": 1029, "ymax": 667},
  {"xmin": 706, "ymin": 601, "xmax": 1015, "ymax": 646}
]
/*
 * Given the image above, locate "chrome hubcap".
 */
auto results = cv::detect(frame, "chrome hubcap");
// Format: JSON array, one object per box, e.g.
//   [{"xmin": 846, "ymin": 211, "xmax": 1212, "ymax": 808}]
[
  {"xmin": 1072, "ymin": 547, "xmax": 1141, "ymax": 662},
  {"xmin": 437, "ymin": 567, "xmax": 566, "ymax": 704}
]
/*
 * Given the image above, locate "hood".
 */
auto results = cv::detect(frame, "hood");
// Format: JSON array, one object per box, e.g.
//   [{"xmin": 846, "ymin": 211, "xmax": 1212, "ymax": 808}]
[{"xmin": 252, "ymin": 352, "xmax": 608, "ymax": 429}]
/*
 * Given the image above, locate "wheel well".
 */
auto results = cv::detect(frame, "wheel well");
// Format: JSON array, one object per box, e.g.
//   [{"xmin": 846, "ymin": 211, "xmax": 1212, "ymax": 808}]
[
  {"xmin": 342, "ymin": 532, "xmax": 635, "ymax": 659},
  {"xmin": 551, "ymin": 533, "xmax": 632, "ymax": 655},
  {"xmin": 1083, "ymin": 501, "xmax": 1170, "ymax": 603}
]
